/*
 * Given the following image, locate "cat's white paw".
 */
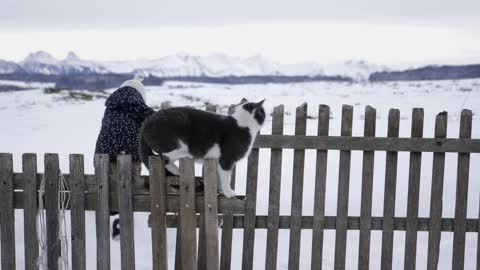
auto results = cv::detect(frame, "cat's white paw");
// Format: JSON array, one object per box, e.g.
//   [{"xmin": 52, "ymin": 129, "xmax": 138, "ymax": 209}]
[{"xmin": 221, "ymin": 188, "xmax": 236, "ymax": 198}]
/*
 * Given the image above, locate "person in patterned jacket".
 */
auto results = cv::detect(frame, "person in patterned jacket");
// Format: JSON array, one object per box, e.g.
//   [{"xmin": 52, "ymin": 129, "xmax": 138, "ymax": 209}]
[{"xmin": 94, "ymin": 76, "xmax": 154, "ymax": 239}]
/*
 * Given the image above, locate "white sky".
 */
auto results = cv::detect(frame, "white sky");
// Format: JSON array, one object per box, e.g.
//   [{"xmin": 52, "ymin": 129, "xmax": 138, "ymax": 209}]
[{"xmin": 1, "ymin": 0, "xmax": 479, "ymax": 65}]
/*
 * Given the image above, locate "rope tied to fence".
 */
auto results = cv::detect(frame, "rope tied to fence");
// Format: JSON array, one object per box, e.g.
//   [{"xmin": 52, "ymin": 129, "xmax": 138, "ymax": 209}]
[{"xmin": 36, "ymin": 169, "xmax": 70, "ymax": 270}]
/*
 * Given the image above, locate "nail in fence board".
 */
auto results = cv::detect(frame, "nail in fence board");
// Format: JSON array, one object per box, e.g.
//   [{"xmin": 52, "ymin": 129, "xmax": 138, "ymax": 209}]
[
  {"xmin": 334, "ymin": 105, "xmax": 353, "ymax": 270},
  {"xmin": 453, "ymin": 109, "xmax": 472, "ymax": 269},
  {"xmin": 358, "ymin": 106, "xmax": 376, "ymax": 270},
  {"xmin": 426, "ymin": 112, "xmax": 447, "ymax": 270},
  {"xmin": 150, "ymin": 156, "xmax": 169, "ymax": 270},
  {"xmin": 95, "ymin": 154, "xmax": 111, "ymax": 270},
  {"xmin": 265, "ymin": 105, "xmax": 285, "ymax": 270},
  {"xmin": 204, "ymin": 159, "xmax": 220, "ymax": 270},
  {"xmin": 118, "ymin": 155, "xmax": 136, "ymax": 270},
  {"xmin": 404, "ymin": 108, "xmax": 424, "ymax": 270},
  {"xmin": 311, "ymin": 105, "xmax": 330, "ymax": 270},
  {"xmin": 70, "ymin": 154, "xmax": 86, "ymax": 270},
  {"xmin": 288, "ymin": 103, "xmax": 308, "ymax": 270},
  {"xmin": 380, "ymin": 109, "xmax": 400, "ymax": 270},
  {"xmin": 242, "ymin": 148, "xmax": 260, "ymax": 270},
  {"xmin": 23, "ymin": 153, "xmax": 39, "ymax": 270},
  {"xmin": 0, "ymin": 153, "xmax": 15, "ymax": 270},
  {"xmin": 45, "ymin": 153, "xmax": 60, "ymax": 270},
  {"xmin": 179, "ymin": 158, "xmax": 197, "ymax": 270}
]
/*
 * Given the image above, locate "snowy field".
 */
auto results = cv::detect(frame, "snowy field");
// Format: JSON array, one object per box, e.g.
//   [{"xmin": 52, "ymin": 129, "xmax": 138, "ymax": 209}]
[{"xmin": 1, "ymin": 79, "xmax": 479, "ymax": 269}]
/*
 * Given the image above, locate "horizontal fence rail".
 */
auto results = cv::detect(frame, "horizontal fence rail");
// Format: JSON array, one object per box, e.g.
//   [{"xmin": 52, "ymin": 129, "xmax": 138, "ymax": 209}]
[{"xmin": 0, "ymin": 104, "xmax": 478, "ymax": 270}]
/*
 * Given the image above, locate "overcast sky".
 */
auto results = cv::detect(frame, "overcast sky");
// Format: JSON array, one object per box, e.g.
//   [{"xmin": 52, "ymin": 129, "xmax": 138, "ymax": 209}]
[{"xmin": 1, "ymin": 0, "xmax": 479, "ymax": 64}]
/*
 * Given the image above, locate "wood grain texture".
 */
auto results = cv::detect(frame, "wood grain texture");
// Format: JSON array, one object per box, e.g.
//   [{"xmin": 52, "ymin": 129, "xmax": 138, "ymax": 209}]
[
  {"xmin": 204, "ymin": 159, "xmax": 220, "ymax": 270},
  {"xmin": 242, "ymin": 148, "xmax": 259, "ymax": 270},
  {"xmin": 358, "ymin": 106, "xmax": 376, "ymax": 270},
  {"xmin": 334, "ymin": 105, "xmax": 353, "ymax": 270},
  {"xmin": 179, "ymin": 158, "xmax": 197, "ymax": 270},
  {"xmin": 453, "ymin": 109, "xmax": 472, "ymax": 269},
  {"xmin": 23, "ymin": 153, "xmax": 39, "ymax": 270},
  {"xmin": 288, "ymin": 103, "xmax": 308, "ymax": 270},
  {"xmin": 265, "ymin": 105, "xmax": 284, "ymax": 270},
  {"xmin": 118, "ymin": 155, "xmax": 136, "ymax": 270},
  {"xmin": 95, "ymin": 154, "xmax": 110, "ymax": 270},
  {"xmin": 45, "ymin": 153, "xmax": 60, "ymax": 270},
  {"xmin": 311, "ymin": 105, "xmax": 330, "ymax": 270},
  {"xmin": 426, "ymin": 112, "xmax": 447, "ymax": 270},
  {"xmin": 0, "ymin": 153, "xmax": 15, "ymax": 270},
  {"xmin": 381, "ymin": 109, "xmax": 400, "ymax": 270},
  {"xmin": 70, "ymin": 154, "xmax": 86, "ymax": 270}
]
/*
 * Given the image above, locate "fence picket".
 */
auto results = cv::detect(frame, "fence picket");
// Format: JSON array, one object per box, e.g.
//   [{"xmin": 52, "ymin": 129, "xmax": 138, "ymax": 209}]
[
  {"xmin": 45, "ymin": 153, "xmax": 60, "ymax": 270},
  {"xmin": 179, "ymin": 158, "xmax": 197, "ymax": 270},
  {"xmin": 311, "ymin": 105, "xmax": 330, "ymax": 270},
  {"xmin": 427, "ymin": 112, "xmax": 447, "ymax": 270},
  {"xmin": 334, "ymin": 105, "xmax": 353, "ymax": 270},
  {"xmin": 358, "ymin": 106, "xmax": 376, "ymax": 270},
  {"xmin": 453, "ymin": 109, "xmax": 472, "ymax": 269},
  {"xmin": 204, "ymin": 159, "xmax": 220, "ymax": 270},
  {"xmin": 405, "ymin": 108, "xmax": 424, "ymax": 270},
  {"xmin": 70, "ymin": 154, "xmax": 86, "ymax": 270},
  {"xmin": 95, "ymin": 154, "xmax": 111, "ymax": 270},
  {"xmin": 242, "ymin": 148, "xmax": 260, "ymax": 270},
  {"xmin": 265, "ymin": 105, "xmax": 285, "ymax": 270},
  {"xmin": 381, "ymin": 109, "xmax": 400, "ymax": 270},
  {"xmin": 150, "ymin": 156, "xmax": 169, "ymax": 270},
  {"xmin": 118, "ymin": 155, "xmax": 136, "ymax": 270},
  {"xmin": 220, "ymin": 103, "xmax": 237, "ymax": 270},
  {"xmin": 0, "ymin": 153, "xmax": 15, "ymax": 270},
  {"xmin": 23, "ymin": 153, "xmax": 39, "ymax": 270}
]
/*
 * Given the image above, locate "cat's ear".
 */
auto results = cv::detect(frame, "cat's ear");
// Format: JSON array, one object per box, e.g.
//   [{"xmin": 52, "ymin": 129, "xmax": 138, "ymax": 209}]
[
  {"xmin": 255, "ymin": 99, "xmax": 265, "ymax": 107},
  {"xmin": 241, "ymin": 98, "xmax": 248, "ymax": 103}
]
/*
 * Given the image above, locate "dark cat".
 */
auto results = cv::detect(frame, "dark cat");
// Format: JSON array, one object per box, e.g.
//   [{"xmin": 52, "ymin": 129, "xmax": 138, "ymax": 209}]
[{"xmin": 139, "ymin": 98, "xmax": 266, "ymax": 197}]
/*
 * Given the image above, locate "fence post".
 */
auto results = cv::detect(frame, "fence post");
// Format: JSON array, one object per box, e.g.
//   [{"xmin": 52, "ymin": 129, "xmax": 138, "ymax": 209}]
[
  {"xmin": 23, "ymin": 153, "xmax": 39, "ymax": 270},
  {"xmin": 404, "ymin": 108, "xmax": 424, "ymax": 270},
  {"xmin": 453, "ymin": 109, "xmax": 472, "ymax": 269},
  {"xmin": 95, "ymin": 154, "xmax": 110, "ymax": 270},
  {"xmin": 70, "ymin": 154, "xmax": 86, "ymax": 270},
  {"xmin": 358, "ymin": 106, "xmax": 376, "ymax": 270},
  {"xmin": 311, "ymin": 105, "xmax": 330, "ymax": 270},
  {"xmin": 334, "ymin": 105, "xmax": 353, "ymax": 270},
  {"xmin": 204, "ymin": 159, "xmax": 219, "ymax": 270},
  {"xmin": 381, "ymin": 109, "xmax": 400, "ymax": 270},
  {"xmin": 265, "ymin": 105, "xmax": 285, "ymax": 270},
  {"xmin": 426, "ymin": 112, "xmax": 447, "ymax": 270},
  {"xmin": 45, "ymin": 153, "xmax": 60, "ymax": 270},
  {"xmin": 150, "ymin": 156, "xmax": 169, "ymax": 270},
  {"xmin": 179, "ymin": 158, "xmax": 197, "ymax": 270},
  {"xmin": 0, "ymin": 153, "xmax": 15, "ymax": 270},
  {"xmin": 118, "ymin": 155, "xmax": 136, "ymax": 270}
]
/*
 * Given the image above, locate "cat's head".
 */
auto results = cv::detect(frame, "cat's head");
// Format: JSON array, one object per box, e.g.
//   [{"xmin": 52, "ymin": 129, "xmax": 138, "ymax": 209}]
[{"xmin": 231, "ymin": 98, "xmax": 266, "ymax": 129}]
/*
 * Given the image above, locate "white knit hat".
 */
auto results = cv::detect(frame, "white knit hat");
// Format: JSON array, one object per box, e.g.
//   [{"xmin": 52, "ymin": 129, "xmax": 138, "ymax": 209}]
[{"xmin": 121, "ymin": 74, "xmax": 147, "ymax": 102}]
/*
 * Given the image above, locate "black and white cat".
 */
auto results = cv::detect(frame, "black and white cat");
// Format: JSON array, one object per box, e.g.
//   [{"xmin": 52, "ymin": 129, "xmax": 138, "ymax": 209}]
[{"xmin": 139, "ymin": 98, "xmax": 266, "ymax": 198}]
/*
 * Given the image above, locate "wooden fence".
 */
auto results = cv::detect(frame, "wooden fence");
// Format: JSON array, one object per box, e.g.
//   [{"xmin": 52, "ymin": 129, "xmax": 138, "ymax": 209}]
[{"xmin": 1, "ymin": 104, "xmax": 480, "ymax": 270}]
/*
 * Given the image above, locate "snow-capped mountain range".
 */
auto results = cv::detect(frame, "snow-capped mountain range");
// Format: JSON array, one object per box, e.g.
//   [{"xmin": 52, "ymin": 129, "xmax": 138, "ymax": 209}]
[{"xmin": 0, "ymin": 51, "xmax": 387, "ymax": 81}]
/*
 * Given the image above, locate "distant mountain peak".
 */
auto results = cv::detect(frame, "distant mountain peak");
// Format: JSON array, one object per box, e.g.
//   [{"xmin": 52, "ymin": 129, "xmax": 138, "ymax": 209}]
[
  {"xmin": 23, "ymin": 51, "xmax": 58, "ymax": 64},
  {"xmin": 65, "ymin": 51, "xmax": 80, "ymax": 61}
]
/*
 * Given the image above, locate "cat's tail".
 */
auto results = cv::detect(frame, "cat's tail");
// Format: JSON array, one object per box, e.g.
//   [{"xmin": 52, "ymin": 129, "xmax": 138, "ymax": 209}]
[{"xmin": 139, "ymin": 134, "xmax": 153, "ymax": 169}]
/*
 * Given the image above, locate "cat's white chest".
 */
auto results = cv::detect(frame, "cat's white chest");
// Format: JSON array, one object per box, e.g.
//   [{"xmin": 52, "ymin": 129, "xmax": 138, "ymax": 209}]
[{"xmin": 204, "ymin": 143, "xmax": 221, "ymax": 159}]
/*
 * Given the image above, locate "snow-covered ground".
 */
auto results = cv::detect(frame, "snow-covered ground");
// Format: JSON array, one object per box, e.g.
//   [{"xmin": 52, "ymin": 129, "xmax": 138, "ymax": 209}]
[{"xmin": 0, "ymin": 79, "xmax": 479, "ymax": 269}]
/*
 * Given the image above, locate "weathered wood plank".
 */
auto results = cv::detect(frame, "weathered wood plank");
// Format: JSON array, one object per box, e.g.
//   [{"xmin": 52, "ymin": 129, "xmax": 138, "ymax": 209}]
[
  {"xmin": 404, "ymin": 108, "xmax": 424, "ymax": 270},
  {"xmin": 334, "ymin": 105, "xmax": 353, "ymax": 270},
  {"xmin": 118, "ymin": 155, "xmax": 136, "ymax": 270},
  {"xmin": 381, "ymin": 109, "xmax": 400, "ymax": 270},
  {"xmin": 426, "ymin": 112, "xmax": 447, "ymax": 270},
  {"xmin": 265, "ymin": 105, "xmax": 285, "ymax": 270},
  {"xmin": 95, "ymin": 154, "xmax": 110, "ymax": 270},
  {"xmin": 288, "ymin": 103, "xmax": 308, "ymax": 270},
  {"xmin": 253, "ymin": 135, "xmax": 480, "ymax": 152},
  {"xmin": 220, "ymin": 104, "xmax": 237, "ymax": 270},
  {"xmin": 453, "ymin": 109, "xmax": 472, "ymax": 269},
  {"xmin": 175, "ymin": 215, "xmax": 182, "ymax": 270},
  {"xmin": 45, "ymin": 153, "xmax": 60, "ymax": 270},
  {"xmin": 22, "ymin": 153, "xmax": 39, "ymax": 270},
  {"xmin": 0, "ymin": 153, "xmax": 15, "ymax": 270},
  {"xmin": 242, "ymin": 148, "xmax": 259, "ymax": 270},
  {"xmin": 70, "ymin": 154, "xmax": 86, "ymax": 270},
  {"xmin": 358, "ymin": 106, "xmax": 376, "ymax": 270},
  {"xmin": 204, "ymin": 159, "xmax": 220, "ymax": 270},
  {"xmin": 179, "ymin": 158, "xmax": 197, "ymax": 270},
  {"xmin": 311, "ymin": 105, "xmax": 330, "ymax": 270},
  {"xmin": 150, "ymin": 156, "xmax": 169, "ymax": 270}
]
